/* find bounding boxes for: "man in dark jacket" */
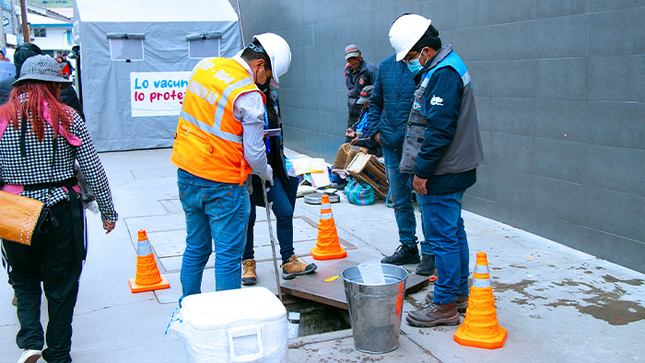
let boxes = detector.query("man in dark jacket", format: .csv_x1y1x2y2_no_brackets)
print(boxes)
366,51,437,275
344,44,377,136
0,43,83,118
390,14,484,328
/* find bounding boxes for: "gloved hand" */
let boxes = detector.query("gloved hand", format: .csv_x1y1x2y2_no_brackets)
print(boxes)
83,200,99,214
262,165,274,186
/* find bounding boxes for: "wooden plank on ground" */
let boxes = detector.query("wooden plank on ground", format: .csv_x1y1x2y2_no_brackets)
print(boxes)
280,259,430,310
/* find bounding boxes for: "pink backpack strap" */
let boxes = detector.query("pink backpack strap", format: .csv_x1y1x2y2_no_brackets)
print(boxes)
1,184,24,194
0,118,7,139
43,101,82,147
0,104,82,146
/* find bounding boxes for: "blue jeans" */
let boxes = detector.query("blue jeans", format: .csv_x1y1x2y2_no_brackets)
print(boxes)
417,190,469,304
245,176,299,263
177,169,250,300
382,147,433,254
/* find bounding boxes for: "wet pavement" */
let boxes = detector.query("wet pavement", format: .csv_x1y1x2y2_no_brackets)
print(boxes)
1,147,644,362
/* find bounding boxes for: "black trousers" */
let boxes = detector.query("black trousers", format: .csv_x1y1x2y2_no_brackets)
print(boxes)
3,200,84,363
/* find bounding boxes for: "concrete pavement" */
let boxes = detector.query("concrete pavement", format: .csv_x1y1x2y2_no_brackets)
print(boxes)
1,147,644,362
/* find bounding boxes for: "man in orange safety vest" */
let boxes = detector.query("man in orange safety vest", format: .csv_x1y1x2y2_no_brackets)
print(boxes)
171,33,292,301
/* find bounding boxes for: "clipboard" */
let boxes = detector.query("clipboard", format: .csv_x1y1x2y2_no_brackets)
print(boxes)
266,128,281,137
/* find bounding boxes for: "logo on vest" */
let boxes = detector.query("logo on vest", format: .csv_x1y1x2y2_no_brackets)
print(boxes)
199,60,215,71
430,95,444,106
212,69,235,85
188,80,219,105
413,100,422,112
198,61,236,85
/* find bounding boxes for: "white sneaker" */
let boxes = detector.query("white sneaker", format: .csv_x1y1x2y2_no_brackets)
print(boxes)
17,349,41,363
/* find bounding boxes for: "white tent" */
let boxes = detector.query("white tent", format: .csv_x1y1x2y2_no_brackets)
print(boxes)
74,0,243,151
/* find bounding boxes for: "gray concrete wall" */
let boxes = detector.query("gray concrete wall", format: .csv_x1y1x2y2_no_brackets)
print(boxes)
233,0,645,273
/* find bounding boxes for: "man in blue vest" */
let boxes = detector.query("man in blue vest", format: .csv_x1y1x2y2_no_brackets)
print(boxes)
389,14,484,327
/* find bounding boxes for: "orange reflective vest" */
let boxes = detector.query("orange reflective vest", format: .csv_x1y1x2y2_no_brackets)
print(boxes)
171,57,265,185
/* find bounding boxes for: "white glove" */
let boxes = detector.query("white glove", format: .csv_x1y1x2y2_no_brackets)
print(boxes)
83,200,99,214
262,165,274,186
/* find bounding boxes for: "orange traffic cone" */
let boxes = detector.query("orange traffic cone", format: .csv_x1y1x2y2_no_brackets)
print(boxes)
454,252,507,349
311,194,346,260
129,229,170,293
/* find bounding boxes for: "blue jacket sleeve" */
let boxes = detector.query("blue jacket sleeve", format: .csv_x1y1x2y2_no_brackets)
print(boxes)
414,67,463,178
365,68,384,137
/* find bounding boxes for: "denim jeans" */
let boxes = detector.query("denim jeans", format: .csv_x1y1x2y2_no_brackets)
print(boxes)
177,169,250,300
244,176,299,264
382,147,432,254
417,190,469,304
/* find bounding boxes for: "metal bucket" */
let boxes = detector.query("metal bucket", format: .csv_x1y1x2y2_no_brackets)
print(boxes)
342,263,408,354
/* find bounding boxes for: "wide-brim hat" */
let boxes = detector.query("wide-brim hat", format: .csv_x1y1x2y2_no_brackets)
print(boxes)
13,54,72,88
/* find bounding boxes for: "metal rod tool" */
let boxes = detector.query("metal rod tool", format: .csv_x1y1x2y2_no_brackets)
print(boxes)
261,183,283,302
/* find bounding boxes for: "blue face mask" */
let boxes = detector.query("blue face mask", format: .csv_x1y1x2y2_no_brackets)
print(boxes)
406,57,423,75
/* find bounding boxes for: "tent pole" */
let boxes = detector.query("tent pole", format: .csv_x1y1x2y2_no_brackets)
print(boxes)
236,0,245,46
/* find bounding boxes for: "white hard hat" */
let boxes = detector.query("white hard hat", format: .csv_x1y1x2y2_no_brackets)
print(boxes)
389,14,432,62
253,33,291,85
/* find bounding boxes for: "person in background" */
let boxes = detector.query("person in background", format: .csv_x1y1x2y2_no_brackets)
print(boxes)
171,33,291,300
0,55,117,363
241,85,317,286
0,43,83,118
59,53,73,79
332,85,381,181
388,14,484,327
0,50,14,81
344,44,377,141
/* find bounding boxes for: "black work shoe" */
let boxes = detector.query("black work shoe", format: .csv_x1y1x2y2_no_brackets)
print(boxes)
406,301,460,327
415,254,436,276
381,245,420,265
425,291,468,313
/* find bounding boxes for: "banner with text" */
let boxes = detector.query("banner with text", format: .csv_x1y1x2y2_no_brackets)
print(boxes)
130,71,191,117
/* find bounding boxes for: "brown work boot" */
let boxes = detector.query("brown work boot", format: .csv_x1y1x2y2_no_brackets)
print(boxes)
425,291,468,313
241,259,257,285
406,301,460,327
281,255,317,280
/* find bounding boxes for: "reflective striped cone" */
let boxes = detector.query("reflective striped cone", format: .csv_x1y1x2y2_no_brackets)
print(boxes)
454,252,507,349
311,194,346,260
129,229,170,293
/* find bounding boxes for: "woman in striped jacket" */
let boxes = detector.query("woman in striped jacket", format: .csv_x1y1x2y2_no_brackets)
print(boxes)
0,55,117,363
